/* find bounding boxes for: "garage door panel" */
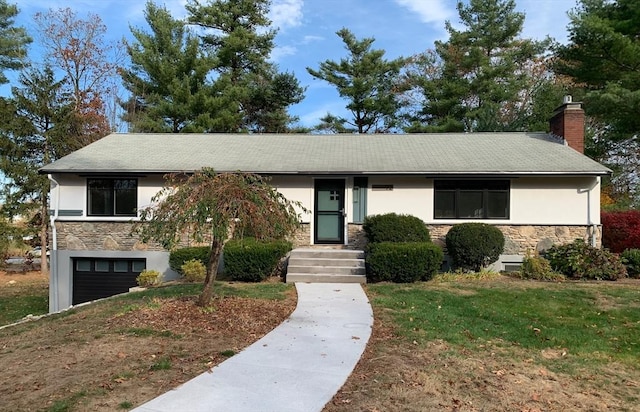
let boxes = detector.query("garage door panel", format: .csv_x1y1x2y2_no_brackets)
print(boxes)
72,258,145,305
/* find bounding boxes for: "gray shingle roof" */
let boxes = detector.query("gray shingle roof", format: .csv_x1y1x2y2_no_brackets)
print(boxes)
39,132,611,176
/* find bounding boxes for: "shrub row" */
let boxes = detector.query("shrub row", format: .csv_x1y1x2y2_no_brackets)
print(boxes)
169,246,210,275
545,239,627,280
224,238,292,282
621,249,640,279
366,242,443,283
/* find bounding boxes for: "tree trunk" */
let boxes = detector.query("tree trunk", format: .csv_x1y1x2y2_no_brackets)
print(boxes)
197,221,236,307
198,239,223,307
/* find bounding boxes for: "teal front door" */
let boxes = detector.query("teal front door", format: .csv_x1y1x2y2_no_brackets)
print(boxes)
314,179,345,244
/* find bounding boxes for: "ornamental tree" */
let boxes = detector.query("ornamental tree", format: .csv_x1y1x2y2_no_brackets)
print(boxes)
134,169,304,306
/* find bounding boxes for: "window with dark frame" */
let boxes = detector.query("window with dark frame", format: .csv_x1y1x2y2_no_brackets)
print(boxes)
87,178,138,216
434,180,510,219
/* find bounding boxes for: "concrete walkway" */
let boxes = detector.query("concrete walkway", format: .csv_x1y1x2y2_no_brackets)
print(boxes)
133,283,373,412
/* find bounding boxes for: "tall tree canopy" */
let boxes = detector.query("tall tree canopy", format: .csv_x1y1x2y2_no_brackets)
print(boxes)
121,0,304,133
186,0,304,133
554,0,640,208
135,169,303,306
0,0,31,85
34,7,117,141
555,0,640,143
120,1,213,133
307,28,406,134
408,0,549,132
0,66,76,273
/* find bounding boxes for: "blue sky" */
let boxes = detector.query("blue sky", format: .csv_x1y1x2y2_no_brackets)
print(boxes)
8,0,578,128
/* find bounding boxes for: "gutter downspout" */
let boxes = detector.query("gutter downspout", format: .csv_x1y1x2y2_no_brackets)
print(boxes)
578,178,600,247
47,174,60,312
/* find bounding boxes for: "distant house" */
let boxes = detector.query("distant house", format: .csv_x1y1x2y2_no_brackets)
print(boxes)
40,99,609,312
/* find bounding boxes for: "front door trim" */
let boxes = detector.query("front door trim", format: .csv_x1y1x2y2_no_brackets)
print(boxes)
314,179,346,244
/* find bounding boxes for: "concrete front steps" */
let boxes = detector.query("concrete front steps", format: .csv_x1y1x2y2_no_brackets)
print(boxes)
286,248,366,284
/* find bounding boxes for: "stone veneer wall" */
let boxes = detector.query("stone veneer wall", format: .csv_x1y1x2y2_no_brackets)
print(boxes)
56,221,599,255
428,224,600,254
55,222,166,252
333,224,599,254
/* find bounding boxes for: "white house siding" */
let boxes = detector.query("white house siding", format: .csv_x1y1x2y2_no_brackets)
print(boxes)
47,173,602,312
270,175,314,222
509,176,600,225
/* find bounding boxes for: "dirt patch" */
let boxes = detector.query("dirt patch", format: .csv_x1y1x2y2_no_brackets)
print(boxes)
324,305,640,412
0,282,296,411
1,269,48,287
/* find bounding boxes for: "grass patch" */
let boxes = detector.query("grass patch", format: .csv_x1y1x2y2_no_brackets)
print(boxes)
369,280,640,368
123,327,182,339
46,389,88,412
118,401,133,409
149,356,172,371
0,281,48,326
214,282,293,300
220,349,236,357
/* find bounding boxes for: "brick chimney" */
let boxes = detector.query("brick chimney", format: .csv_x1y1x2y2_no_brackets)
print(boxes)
549,95,585,153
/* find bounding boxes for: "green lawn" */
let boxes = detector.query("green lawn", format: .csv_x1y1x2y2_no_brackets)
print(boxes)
0,279,49,326
369,279,640,369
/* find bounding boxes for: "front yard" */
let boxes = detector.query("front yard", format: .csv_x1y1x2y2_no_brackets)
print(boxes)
326,277,640,411
1,271,639,411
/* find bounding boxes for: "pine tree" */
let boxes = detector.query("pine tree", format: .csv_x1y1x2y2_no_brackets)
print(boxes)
186,0,304,132
0,0,31,85
120,1,213,132
555,0,640,143
307,28,406,134
0,66,75,274
412,0,548,132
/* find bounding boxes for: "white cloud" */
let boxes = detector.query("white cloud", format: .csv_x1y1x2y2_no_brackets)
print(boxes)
518,0,574,43
270,45,297,62
393,0,455,24
301,35,323,44
270,0,304,30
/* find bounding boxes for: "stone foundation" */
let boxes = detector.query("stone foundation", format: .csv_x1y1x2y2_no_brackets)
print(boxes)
55,221,168,252
56,221,598,256
428,224,601,255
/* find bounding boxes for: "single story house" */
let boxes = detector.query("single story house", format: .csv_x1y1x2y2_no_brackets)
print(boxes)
40,99,610,312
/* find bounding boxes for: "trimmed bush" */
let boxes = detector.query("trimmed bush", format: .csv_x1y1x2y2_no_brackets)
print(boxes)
136,269,161,287
621,248,640,279
544,239,627,280
363,213,431,243
601,210,640,253
445,223,504,272
169,246,210,275
366,242,443,283
224,238,292,282
181,259,207,282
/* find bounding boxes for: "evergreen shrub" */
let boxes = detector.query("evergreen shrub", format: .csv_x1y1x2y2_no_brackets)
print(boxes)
366,242,443,283
544,239,627,280
224,238,292,282
445,223,504,272
169,246,210,275
363,213,431,243
621,249,640,279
